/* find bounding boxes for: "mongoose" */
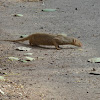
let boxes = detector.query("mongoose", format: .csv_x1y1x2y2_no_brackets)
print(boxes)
1,33,82,50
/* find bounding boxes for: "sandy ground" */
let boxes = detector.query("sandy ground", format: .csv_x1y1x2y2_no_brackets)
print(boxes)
0,0,100,100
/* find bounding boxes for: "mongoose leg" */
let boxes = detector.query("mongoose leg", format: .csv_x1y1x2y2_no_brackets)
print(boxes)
53,39,61,50
29,39,33,46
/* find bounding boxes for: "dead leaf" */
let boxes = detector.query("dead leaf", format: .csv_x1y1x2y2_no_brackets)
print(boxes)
16,47,31,51
8,57,19,61
88,57,100,63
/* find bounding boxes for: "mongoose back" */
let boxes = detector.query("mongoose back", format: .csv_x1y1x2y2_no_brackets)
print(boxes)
1,33,82,50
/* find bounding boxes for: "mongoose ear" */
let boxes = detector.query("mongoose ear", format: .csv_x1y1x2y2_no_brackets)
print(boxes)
73,38,76,44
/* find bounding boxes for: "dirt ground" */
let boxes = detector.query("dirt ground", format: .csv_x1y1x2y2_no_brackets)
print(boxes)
0,0,100,100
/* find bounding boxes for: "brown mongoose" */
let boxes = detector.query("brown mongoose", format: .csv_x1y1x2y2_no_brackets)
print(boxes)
1,33,82,50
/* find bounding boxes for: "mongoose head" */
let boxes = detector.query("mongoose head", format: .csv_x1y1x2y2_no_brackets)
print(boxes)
73,38,82,47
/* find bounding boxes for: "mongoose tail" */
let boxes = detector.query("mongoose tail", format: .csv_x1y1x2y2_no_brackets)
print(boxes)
1,36,30,42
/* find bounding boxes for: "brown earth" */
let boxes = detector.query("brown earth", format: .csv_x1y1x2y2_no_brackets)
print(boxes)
0,0,100,100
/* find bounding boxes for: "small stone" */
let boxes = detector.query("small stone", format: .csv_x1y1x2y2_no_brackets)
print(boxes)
92,68,96,71
40,27,43,29
75,8,78,10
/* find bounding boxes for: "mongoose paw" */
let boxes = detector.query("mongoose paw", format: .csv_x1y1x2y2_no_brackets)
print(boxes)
56,47,61,50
